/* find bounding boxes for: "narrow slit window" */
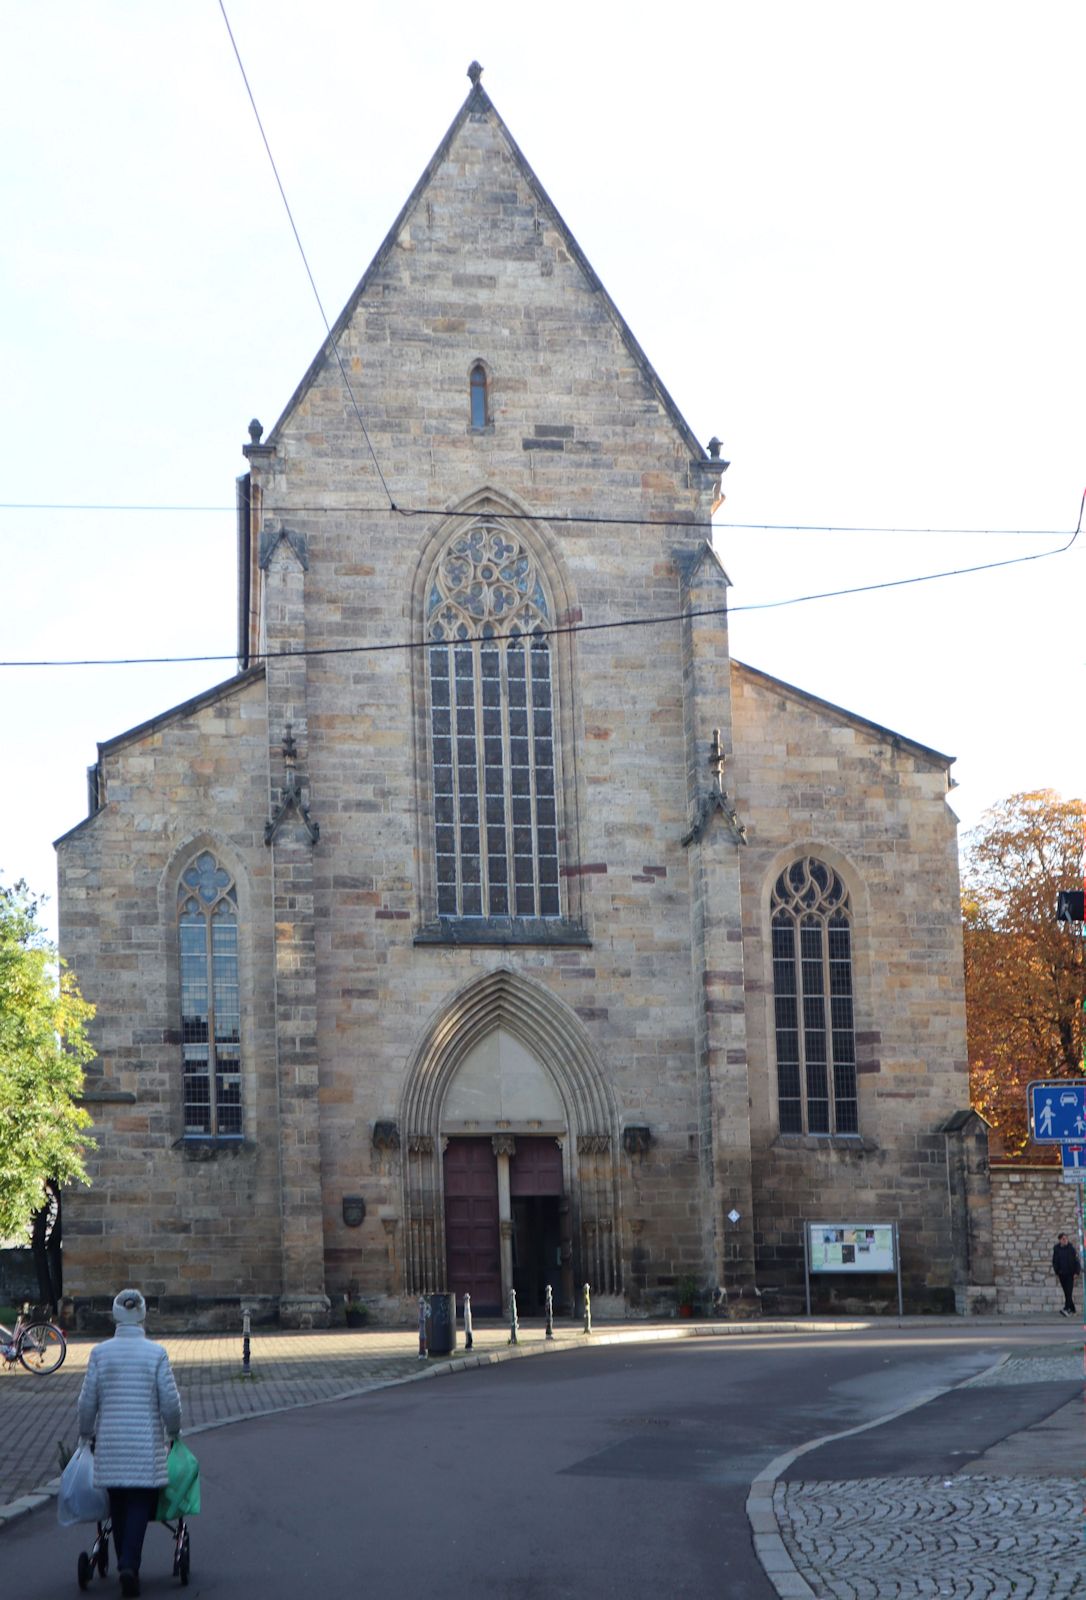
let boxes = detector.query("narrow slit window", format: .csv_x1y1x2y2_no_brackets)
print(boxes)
770,858,858,1135
469,363,489,429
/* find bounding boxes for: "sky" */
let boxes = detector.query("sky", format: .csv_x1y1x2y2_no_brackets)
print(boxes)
2,2,1083,945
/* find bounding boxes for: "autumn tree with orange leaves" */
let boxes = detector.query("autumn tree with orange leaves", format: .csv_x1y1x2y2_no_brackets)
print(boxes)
962,791,1084,1159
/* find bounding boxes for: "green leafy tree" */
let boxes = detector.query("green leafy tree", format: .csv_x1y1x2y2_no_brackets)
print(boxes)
962,791,1084,1158
0,879,95,1251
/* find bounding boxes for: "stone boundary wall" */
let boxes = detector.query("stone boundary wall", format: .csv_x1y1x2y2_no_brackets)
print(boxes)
991,1165,1081,1314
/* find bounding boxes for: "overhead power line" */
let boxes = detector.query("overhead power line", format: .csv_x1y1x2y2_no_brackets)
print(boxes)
0,500,1074,538
217,0,395,510
1,508,1078,670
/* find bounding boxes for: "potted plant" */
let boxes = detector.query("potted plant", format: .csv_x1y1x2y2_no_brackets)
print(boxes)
676,1276,700,1318
343,1290,370,1329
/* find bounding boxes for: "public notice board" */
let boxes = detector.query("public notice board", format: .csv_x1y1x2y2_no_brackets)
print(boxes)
808,1223,896,1274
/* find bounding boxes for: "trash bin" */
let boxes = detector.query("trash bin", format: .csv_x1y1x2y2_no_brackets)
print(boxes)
428,1292,457,1356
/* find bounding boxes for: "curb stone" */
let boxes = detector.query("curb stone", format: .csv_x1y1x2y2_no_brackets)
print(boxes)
744,1356,1013,1599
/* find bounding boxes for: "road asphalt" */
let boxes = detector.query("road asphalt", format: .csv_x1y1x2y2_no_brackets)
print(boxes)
0,1314,1080,1598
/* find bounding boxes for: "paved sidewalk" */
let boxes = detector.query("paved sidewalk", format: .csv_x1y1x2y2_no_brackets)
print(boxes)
751,1345,1085,1600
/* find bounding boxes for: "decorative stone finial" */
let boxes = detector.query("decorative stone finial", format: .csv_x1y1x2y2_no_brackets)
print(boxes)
707,436,723,460
709,727,726,792
249,418,264,444
467,60,483,86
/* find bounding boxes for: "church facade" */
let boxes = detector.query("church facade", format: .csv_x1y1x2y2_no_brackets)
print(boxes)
56,70,984,1327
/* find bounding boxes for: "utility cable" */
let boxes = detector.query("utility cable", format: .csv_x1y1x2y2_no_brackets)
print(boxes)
217,0,396,509
0,500,1072,537
1,505,1078,669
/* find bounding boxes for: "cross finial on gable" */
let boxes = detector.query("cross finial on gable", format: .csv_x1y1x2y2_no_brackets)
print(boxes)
467,60,483,86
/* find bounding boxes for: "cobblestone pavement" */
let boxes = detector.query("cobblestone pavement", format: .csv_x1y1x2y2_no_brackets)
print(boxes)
763,1349,1086,1600
774,1475,1083,1599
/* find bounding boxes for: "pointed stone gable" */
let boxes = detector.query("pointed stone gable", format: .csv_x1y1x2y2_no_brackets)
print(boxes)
266,75,709,476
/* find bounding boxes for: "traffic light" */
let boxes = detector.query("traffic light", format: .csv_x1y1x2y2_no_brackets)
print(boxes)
1056,889,1085,924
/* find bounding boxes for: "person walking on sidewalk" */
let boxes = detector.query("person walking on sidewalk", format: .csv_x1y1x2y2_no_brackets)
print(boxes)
1051,1233,1081,1317
76,1289,182,1598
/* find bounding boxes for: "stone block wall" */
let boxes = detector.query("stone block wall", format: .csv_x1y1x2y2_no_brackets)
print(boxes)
731,664,971,1312
991,1165,1080,1314
57,673,284,1306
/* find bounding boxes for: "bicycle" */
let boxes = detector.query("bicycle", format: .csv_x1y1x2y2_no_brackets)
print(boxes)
0,1302,67,1374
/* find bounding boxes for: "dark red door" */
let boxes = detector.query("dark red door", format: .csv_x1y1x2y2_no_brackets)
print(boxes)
443,1138,501,1314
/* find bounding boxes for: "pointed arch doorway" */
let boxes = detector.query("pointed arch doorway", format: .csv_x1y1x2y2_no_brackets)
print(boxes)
442,1028,568,1316
400,970,621,1315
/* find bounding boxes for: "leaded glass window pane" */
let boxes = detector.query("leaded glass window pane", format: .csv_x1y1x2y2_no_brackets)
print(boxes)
771,859,858,1135
426,521,562,921
177,857,242,1139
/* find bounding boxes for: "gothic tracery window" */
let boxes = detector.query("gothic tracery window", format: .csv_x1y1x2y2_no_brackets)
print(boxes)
426,521,560,920
771,857,858,1135
178,851,243,1138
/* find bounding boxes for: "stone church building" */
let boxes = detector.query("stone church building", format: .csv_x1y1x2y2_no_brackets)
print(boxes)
57,69,988,1327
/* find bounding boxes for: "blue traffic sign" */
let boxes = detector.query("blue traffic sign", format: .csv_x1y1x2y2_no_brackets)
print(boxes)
1029,1081,1086,1143
1061,1143,1086,1179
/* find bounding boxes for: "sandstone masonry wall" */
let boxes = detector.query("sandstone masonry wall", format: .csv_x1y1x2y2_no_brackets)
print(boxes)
991,1166,1079,1315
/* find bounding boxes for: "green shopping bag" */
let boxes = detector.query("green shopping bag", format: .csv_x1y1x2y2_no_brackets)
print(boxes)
157,1439,201,1520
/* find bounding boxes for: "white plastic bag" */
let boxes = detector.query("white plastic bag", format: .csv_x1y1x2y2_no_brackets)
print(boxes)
57,1441,110,1526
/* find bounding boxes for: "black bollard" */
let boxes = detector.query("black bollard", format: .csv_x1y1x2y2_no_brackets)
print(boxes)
508,1287,519,1345
583,1282,592,1335
241,1307,252,1377
463,1292,473,1351
418,1295,430,1360
544,1284,554,1340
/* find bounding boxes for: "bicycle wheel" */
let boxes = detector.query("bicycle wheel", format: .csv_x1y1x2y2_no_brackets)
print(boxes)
17,1322,67,1374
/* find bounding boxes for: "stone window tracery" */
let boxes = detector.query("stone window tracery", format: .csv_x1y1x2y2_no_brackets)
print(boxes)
426,521,560,920
771,856,858,1135
177,850,243,1138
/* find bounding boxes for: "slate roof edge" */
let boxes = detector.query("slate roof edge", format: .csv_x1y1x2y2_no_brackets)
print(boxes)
97,665,266,759
732,658,955,769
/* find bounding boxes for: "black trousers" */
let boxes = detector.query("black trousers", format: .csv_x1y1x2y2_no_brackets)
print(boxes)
1057,1272,1077,1312
107,1486,160,1574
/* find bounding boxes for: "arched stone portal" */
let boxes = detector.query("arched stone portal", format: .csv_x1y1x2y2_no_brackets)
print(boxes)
399,968,620,1311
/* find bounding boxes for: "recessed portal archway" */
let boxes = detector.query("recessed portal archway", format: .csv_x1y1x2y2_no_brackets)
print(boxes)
399,968,620,1307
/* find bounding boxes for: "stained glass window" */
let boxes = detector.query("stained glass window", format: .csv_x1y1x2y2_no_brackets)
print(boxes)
771,857,858,1135
178,851,242,1138
427,522,560,920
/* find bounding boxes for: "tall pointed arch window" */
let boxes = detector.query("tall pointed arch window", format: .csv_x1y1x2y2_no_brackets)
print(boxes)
427,521,560,921
178,851,242,1138
771,857,858,1135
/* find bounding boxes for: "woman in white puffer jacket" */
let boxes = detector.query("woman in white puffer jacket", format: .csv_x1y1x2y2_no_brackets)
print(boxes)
77,1288,182,1599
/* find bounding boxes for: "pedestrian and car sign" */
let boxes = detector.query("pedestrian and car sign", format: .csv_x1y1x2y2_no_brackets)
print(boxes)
1028,1081,1086,1143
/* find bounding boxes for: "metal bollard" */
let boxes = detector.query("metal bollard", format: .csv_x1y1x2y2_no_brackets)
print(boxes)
508,1287,519,1344
418,1295,430,1360
241,1307,252,1377
463,1292,473,1351
545,1283,554,1340
583,1282,592,1335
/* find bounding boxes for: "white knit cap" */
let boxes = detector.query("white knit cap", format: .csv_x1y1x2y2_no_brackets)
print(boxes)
112,1288,147,1325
